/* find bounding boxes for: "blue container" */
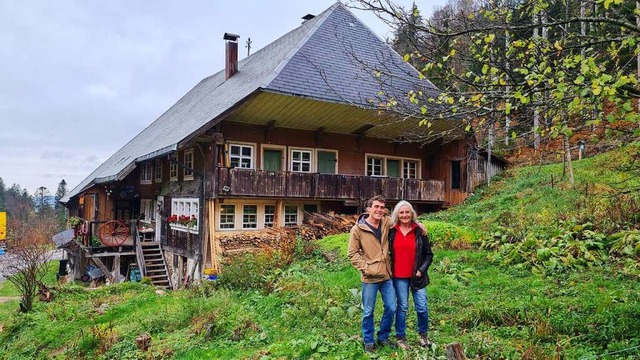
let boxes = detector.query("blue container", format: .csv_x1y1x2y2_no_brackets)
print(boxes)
207,275,218,281
0,249,5,255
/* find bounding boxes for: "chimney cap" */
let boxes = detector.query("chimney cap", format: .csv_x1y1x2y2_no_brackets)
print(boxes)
302,14,315,21
223,33,240,41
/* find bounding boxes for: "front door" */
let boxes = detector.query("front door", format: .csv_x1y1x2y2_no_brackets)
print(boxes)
263,149,282,171
317,151,336,174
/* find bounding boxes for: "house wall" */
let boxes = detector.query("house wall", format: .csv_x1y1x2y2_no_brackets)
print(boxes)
221,122,432,178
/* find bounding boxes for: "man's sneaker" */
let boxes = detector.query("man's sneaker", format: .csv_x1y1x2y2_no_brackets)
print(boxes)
397,338,412,350
364,343,375,353
377,339,398,348
419,334,432,348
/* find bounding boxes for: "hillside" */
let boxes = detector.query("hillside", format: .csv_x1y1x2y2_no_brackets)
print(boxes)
1,146,639,359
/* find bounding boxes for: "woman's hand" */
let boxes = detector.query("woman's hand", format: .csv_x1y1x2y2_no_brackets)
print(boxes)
416,270,422,277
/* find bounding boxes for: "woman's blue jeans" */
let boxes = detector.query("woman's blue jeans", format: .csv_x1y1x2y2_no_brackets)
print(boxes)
361,279,396,345
393,278,429,338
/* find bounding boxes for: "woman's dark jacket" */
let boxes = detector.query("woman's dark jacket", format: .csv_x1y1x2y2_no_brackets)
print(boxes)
389,225,434,289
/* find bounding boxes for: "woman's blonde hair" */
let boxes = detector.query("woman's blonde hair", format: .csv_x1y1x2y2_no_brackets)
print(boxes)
390,200,418,227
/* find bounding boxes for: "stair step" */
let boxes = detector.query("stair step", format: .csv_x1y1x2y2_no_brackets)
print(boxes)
148,274,169,279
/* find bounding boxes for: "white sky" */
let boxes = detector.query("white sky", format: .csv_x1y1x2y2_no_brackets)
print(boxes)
0,0,446,196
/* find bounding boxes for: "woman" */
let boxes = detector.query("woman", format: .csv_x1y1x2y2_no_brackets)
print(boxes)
389,200,434,350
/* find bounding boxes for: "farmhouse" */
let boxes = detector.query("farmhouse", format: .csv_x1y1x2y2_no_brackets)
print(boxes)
60,3,492,286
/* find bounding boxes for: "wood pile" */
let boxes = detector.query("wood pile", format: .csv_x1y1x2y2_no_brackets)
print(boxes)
216,212,356,254
218,227,295,254
296,212,357,241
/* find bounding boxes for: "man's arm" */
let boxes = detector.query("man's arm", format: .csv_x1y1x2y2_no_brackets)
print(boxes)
347,226,367,271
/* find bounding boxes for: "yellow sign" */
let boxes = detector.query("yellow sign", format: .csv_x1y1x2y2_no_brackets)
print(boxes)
0,212,6,240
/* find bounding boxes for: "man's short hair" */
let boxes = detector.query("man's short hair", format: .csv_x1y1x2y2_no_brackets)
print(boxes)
366,195,386,208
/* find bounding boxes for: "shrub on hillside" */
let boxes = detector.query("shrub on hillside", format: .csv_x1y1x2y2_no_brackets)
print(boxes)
424,220,478,250
217,250,289,293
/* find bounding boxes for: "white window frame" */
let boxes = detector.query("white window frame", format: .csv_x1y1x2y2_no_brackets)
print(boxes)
169,154,178,181
228,142,255,169
290,148,314,173
403,160,418,179
260,144,286,171
365,153,422,179
170,198,199,233
154,159,162,183
219,204,236,230
140,162,153,184
366,156,384,177
315,148,339,174
284,205,299,226
264,205,276,228
183,149,194,181
140,199,154,222
242,205,258,229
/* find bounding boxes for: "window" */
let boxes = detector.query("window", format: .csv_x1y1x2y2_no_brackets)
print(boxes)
451,161,461,189
284,205,298,226
291,150,312,172
140,162,153,184
264,205,275,227
242,205,258,229
403,161,418,179
170,198,199,232
478,157,486,173
169,154,178,181
219,205,236,229
154,159,162,182
140,199,153,221
229,144,254,169
184,149,194,180
366,157,384,176
366,154,421,178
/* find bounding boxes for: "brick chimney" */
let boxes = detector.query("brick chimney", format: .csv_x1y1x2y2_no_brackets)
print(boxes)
223,32,240,80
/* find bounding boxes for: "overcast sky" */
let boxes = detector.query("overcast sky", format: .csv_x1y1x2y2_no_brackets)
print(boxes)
0,0,446,196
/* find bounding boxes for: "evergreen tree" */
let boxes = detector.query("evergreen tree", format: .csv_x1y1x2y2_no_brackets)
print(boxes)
54,179,68,229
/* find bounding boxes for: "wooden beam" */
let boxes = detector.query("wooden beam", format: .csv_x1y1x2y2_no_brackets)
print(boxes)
264,120,276,143
314,126,325,147
112,254,121,283
86,251,136,257
92,257,114,283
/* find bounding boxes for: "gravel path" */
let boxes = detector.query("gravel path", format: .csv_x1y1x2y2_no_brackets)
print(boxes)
0,249,64,282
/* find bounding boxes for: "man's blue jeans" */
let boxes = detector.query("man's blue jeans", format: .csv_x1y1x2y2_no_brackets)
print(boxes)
393,278,429,338
361,279,396,345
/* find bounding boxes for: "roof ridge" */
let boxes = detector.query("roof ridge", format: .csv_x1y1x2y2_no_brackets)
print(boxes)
260,2,340,89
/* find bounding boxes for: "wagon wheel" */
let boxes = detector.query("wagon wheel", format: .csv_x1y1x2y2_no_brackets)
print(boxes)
98,220,129,247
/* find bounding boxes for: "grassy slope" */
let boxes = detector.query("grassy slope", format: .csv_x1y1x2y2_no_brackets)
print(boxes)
1,148,640,359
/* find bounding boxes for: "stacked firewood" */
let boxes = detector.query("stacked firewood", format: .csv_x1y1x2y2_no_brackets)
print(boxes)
216,212,356,254
218,227,295,254
296,212,357,241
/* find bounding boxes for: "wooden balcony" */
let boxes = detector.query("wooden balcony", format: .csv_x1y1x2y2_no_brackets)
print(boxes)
213,168,445,203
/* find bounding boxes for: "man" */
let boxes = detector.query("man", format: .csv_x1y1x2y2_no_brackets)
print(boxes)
348,195,397,353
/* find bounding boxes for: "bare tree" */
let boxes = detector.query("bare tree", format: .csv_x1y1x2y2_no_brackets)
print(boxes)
4,215,55,312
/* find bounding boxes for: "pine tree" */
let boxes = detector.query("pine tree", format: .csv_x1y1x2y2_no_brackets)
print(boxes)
54,179,68,229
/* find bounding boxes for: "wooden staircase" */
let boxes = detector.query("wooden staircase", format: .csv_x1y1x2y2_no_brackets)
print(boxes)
139,241,171,289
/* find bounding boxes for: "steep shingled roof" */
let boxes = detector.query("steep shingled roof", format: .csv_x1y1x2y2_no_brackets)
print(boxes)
63,3,439,202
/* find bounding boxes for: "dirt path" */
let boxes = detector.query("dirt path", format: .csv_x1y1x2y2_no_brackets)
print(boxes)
0,296,19,303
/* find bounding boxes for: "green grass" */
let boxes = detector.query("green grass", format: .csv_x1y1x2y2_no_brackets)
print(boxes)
1,243,638,359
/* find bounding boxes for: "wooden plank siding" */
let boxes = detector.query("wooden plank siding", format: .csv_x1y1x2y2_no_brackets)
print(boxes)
212,168,445,203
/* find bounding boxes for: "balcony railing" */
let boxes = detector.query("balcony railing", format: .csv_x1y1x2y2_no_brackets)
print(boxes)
213,168,445,203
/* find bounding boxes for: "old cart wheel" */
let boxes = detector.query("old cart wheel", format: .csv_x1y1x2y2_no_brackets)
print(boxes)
98,220,129,247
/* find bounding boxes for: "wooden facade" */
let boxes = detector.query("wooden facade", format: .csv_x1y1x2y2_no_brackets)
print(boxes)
214,169,445,203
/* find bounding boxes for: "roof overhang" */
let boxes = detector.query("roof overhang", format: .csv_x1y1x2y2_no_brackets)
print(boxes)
224,90,465,143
